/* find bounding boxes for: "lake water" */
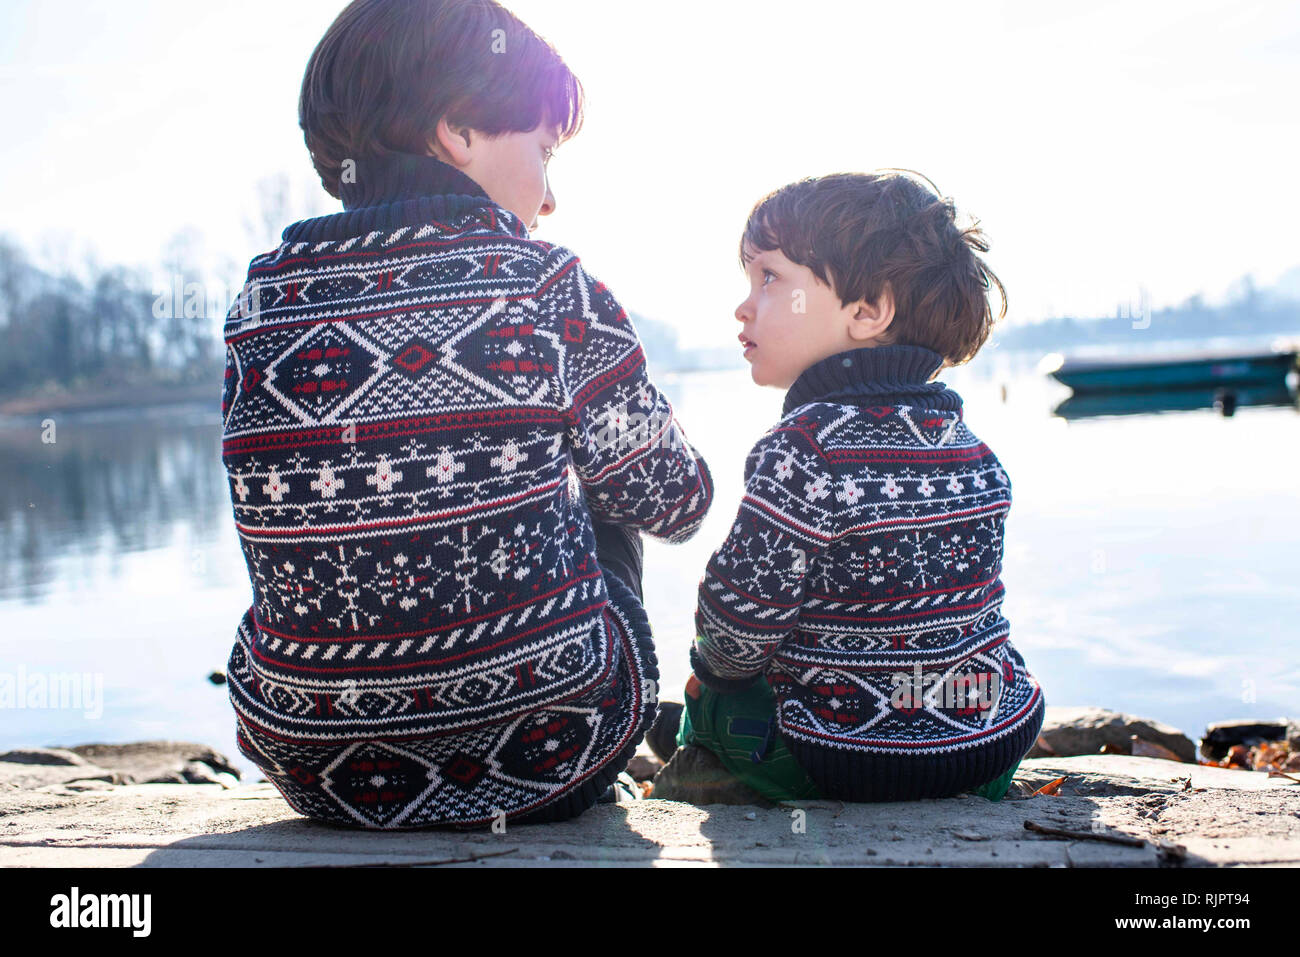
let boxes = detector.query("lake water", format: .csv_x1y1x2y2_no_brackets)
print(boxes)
2,343,1298,777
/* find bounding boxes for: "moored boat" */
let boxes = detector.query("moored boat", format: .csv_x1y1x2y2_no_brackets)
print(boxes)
1041,347,1299,394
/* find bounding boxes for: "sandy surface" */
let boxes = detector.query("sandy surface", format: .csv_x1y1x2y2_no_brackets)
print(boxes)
3,753,1298,867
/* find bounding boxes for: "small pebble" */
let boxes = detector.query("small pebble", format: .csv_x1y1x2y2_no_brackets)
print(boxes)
744,811,756,821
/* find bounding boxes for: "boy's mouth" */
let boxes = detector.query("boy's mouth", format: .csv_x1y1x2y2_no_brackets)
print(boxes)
739,333,756,357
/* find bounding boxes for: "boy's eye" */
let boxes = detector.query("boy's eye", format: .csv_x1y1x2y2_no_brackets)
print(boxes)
761,269,777,286
543,147,555,164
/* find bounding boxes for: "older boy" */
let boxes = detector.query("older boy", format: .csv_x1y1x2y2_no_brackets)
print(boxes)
221,0,712,829
676,171,1044,803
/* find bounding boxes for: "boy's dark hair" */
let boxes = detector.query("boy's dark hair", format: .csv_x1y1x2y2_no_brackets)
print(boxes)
740,171,1007,367
300,0,584,199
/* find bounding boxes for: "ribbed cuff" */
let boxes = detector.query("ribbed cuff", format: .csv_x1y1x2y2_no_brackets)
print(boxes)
782,692,1046,802
689,643,761,693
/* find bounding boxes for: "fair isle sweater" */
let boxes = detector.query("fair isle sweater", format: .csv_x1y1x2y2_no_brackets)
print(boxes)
691,344,1044,801
221,153,712,829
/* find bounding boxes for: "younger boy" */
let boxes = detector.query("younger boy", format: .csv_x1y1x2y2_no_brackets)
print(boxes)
677,171,1045,803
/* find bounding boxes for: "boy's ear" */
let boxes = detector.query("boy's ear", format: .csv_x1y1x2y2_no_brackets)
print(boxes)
428,117,474,167
846,283,895,342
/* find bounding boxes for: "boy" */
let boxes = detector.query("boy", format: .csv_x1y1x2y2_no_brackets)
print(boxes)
221,0,712,829
674,171,1044,803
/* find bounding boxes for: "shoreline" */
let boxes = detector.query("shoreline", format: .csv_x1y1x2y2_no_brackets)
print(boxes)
0,382,217,421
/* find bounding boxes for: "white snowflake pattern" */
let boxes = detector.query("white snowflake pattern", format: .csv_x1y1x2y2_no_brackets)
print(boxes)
427,448,465,484
491,440,529,473
916,477,935,498
804,474,831,502
310,464,345,498
774,453,796,482
262,467,289,503
365,456,403,493
946,474,963,494
880,476,904,499
837,476,864,505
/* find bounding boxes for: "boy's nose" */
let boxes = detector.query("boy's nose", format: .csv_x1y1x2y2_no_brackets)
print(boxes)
735,298,753,323
539,182,556,217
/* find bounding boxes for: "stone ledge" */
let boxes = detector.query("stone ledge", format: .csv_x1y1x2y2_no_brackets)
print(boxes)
2,754,1297,868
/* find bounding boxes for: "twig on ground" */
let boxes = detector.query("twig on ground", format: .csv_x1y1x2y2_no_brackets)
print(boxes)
1023,819,1146,847
317,846,520,868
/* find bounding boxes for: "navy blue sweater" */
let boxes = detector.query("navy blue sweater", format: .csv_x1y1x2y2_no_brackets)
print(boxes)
691,343,1045,801
222,153,713,828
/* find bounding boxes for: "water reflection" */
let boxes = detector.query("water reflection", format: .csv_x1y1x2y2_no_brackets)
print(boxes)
1,355,1297,774
1053,384,1300,420
0,407,229,602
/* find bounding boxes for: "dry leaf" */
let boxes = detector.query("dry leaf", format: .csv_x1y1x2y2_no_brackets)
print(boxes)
1032,776,1066,797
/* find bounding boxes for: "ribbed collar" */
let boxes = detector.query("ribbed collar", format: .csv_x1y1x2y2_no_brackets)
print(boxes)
281,152,526,244
781,343,964,417
338,152,490,210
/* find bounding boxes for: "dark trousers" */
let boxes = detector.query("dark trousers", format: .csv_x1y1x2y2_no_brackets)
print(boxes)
591,518,644,604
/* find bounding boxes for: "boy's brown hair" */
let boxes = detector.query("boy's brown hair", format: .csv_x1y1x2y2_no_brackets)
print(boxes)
300,0,584,199
740,171,1007,367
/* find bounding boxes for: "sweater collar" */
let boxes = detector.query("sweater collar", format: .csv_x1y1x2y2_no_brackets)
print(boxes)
781,343,964,417
338,152,491,210
281,152,527,244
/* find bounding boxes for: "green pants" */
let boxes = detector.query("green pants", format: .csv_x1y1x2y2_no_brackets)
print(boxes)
677,674,1020,803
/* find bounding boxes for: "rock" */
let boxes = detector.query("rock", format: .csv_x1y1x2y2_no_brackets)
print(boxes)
625,753,663,782
66,741,241,784
1129,735,1185,762
0,750,122,791
181,761,240,788
207,671,227,686
1025,707,1196,763
1200,718,1295,761
650,744,770,806
0,748,90,766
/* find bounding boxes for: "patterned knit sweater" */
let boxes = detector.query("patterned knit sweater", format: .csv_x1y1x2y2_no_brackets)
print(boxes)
221,154,712,828
690,343,1044,801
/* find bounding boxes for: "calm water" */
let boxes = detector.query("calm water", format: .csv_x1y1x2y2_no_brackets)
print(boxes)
3,345,1298,776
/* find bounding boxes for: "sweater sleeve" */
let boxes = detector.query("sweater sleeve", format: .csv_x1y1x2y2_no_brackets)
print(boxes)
535,246,713,543
691,418,841,691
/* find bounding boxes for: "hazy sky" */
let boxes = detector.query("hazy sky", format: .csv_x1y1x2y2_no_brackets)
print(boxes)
1,0,1297,348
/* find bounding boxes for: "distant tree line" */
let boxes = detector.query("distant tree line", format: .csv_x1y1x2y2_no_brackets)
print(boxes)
991,277,1300,353
0,235,222,400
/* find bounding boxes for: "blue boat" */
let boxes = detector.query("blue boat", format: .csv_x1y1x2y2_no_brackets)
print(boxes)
1042,348,1299,394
